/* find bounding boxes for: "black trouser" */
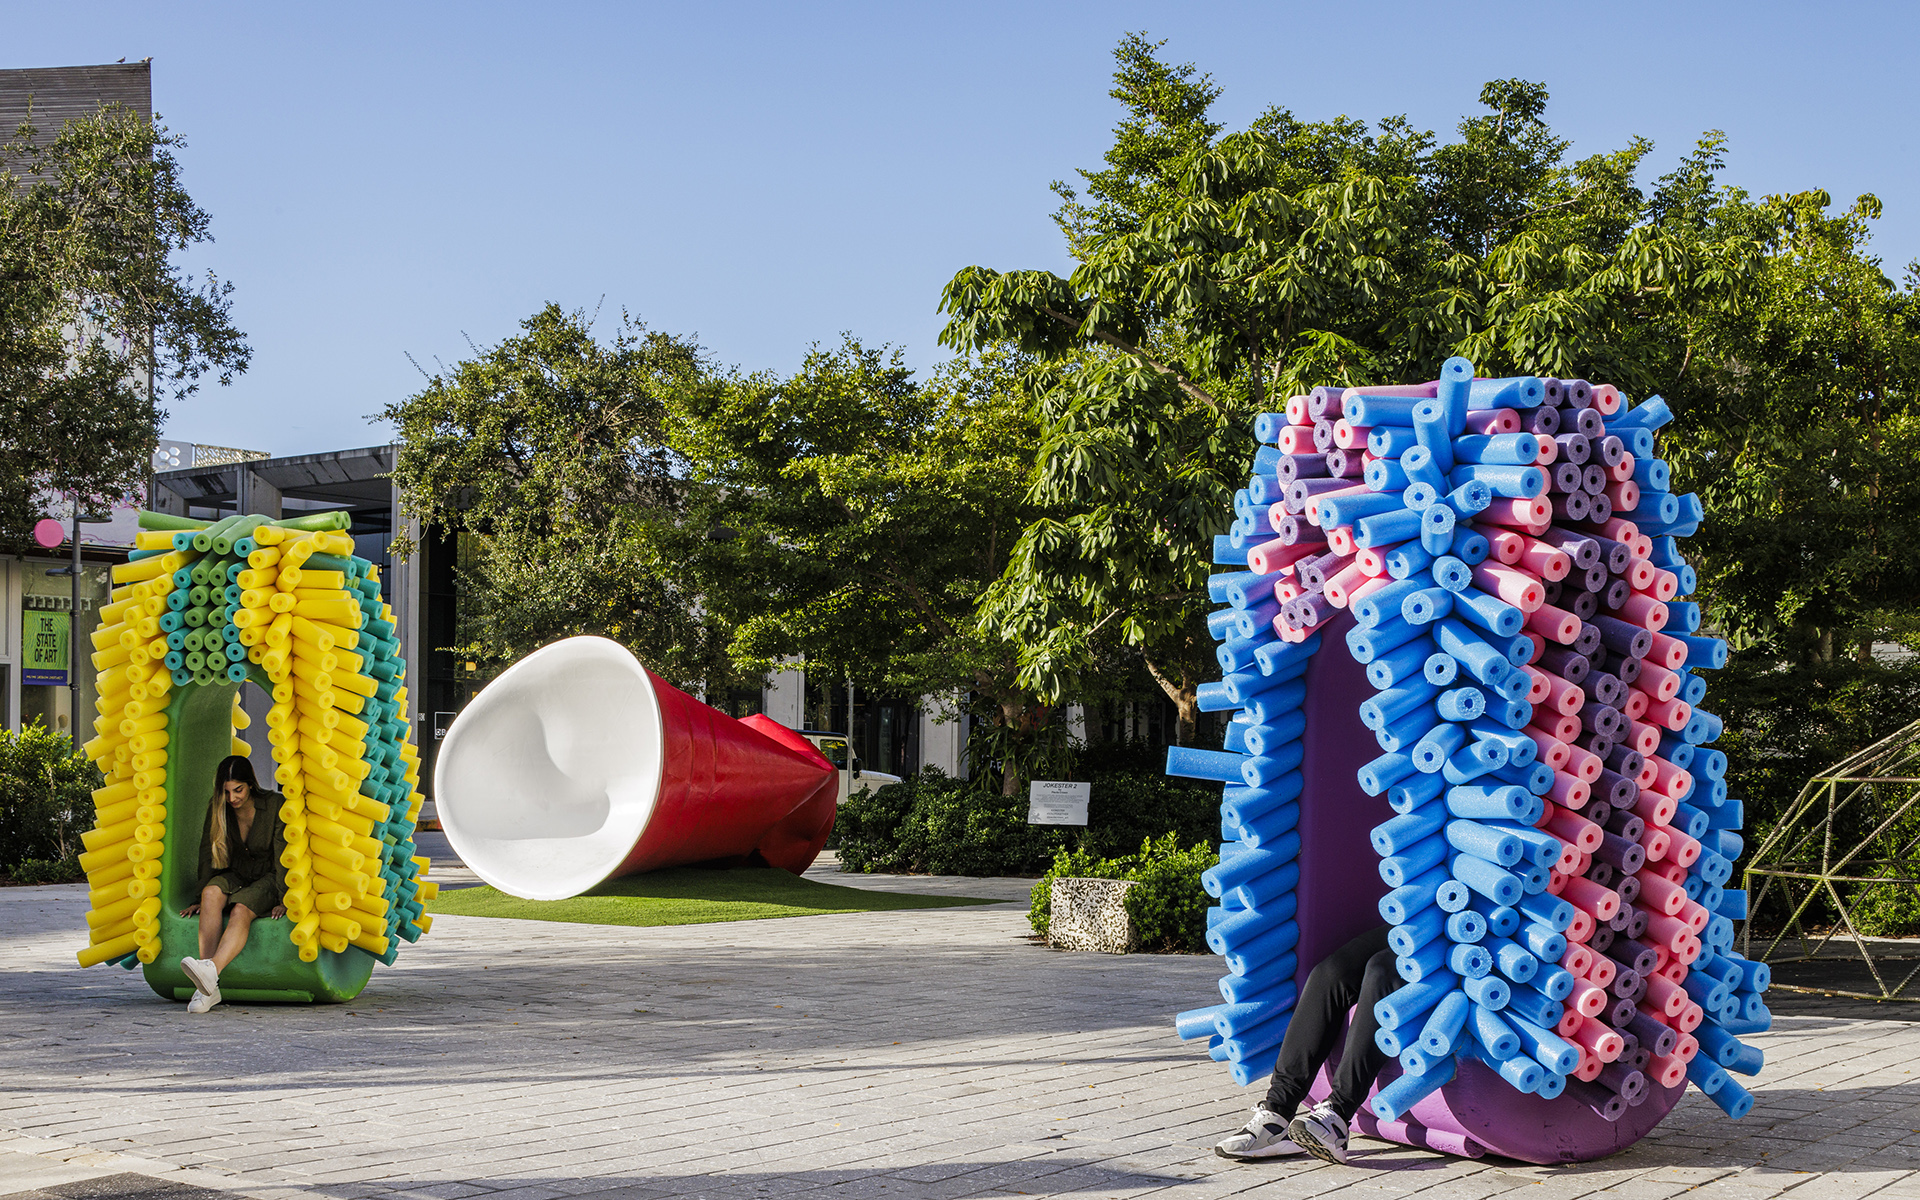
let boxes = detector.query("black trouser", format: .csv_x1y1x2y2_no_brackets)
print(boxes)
1263,924,1396,1122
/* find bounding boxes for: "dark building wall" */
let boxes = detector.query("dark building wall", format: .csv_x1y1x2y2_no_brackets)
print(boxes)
0,62,152,151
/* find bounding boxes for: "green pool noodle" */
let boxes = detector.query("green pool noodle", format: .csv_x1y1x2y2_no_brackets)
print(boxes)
210,515,270,556
137,513,209,531
191,514,248,553
272,511,353,532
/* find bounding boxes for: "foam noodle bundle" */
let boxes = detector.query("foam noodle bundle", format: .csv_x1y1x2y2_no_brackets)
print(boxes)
1167,362,1765,1162
433,636,838,899
75,510,436,1002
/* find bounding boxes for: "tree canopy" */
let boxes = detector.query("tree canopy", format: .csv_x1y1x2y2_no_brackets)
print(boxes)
941,35,1772,740
668,340,1063,792
382,304,731,688
0,103,249,545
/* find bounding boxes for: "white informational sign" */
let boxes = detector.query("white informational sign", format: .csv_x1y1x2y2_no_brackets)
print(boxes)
1028,780,1091,826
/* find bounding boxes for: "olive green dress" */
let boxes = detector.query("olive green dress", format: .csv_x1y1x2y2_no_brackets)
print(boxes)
196,791,288,916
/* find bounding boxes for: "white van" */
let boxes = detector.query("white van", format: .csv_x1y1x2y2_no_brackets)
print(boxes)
800,730,902,803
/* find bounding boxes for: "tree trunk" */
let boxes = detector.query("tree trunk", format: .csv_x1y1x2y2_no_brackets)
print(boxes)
1143,656,1199,745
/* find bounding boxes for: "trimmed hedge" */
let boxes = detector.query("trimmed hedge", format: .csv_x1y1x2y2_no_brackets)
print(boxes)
1027,834,1218,953
833,754,1219,877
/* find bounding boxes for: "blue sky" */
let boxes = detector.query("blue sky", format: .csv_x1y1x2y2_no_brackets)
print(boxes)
6,1,1916,455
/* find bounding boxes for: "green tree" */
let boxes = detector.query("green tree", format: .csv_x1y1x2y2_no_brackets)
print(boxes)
941,35,1758,740
1665,188,1920,857
382,304,732,688
0,103,249,546
667,340,1061,793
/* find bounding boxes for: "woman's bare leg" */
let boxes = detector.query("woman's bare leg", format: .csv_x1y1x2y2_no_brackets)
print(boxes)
211,904,255,972
197,886,226,959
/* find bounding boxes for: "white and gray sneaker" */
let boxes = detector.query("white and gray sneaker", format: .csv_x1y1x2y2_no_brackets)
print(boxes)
186,991,218,1014
1288,1102,1350,1165
180,957,221,1007
1214,1105,1306,1160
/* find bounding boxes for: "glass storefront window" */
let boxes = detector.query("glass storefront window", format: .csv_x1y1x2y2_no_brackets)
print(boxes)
19,560,113,741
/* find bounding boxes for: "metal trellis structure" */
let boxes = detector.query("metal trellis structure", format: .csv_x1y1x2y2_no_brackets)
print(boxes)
1744,717,1920,1000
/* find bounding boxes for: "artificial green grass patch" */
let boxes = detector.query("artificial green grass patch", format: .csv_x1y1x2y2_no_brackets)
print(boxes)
427,866,1002,928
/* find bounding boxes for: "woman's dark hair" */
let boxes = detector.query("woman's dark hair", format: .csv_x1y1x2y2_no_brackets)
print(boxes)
208,755,264,869
215,755,261,792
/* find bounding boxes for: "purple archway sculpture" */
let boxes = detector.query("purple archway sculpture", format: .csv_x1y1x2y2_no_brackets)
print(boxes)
1295,612,1682,1161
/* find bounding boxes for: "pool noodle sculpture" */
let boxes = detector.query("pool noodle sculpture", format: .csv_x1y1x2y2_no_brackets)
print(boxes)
433,636,838,900
1168,359,1768,1163
74,511,437,1002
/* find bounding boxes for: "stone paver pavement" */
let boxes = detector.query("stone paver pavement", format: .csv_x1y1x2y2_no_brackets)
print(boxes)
3,874,1918,1200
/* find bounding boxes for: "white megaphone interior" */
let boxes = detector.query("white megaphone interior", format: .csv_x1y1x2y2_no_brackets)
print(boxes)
435,636,665,900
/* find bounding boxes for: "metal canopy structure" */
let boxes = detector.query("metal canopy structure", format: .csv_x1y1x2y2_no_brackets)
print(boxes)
1744,717,1920,1000
151,445,398,524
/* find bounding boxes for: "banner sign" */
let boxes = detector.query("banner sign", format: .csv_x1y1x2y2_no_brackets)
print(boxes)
1028,779,1091,826
24,611,69,686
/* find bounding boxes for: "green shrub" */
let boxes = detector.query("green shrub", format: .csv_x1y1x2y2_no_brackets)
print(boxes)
0,722,100,878
9,855,84,885
1027,833,1219,953
834,747,1220,878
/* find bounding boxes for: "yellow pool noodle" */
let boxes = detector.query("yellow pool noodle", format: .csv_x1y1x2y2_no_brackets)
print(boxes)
78,842,131,874
86,857,138,891
311,859,370,897
94,798,141,828
86,894,145,928
89,914,137,944
348,930,390,957
316,931,349,954
310,840,365,874
331,670,377,699
82,819,139,853
77,932,141,967
317,912,362,941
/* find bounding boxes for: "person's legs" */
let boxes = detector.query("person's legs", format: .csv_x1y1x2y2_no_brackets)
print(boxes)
196,884,226,960
211,903,255,972
1261,925,1393,1117
1324,947,1401,1121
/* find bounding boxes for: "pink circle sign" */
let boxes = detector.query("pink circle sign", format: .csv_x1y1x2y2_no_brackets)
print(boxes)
32,518,66,550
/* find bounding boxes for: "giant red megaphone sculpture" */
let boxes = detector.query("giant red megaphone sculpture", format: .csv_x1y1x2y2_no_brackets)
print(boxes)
434,637,837,899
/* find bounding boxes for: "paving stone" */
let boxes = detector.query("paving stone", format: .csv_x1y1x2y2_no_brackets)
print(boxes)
5,882,1920,1199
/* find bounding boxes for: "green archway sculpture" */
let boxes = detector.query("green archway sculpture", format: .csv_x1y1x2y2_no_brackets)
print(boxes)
75,510,437,1002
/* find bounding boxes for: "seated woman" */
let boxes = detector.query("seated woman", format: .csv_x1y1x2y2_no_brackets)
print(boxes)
1215,924,1396,1165
178,755,287,1013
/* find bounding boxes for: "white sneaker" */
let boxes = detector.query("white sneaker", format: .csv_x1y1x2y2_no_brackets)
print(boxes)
1289,1102,1350,1165
186,990,219,1014
1214,1105,1306,1160
180,956,220,1006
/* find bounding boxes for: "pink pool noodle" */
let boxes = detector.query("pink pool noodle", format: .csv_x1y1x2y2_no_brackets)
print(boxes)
1527,603,1581,644
1277,426,1315,454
